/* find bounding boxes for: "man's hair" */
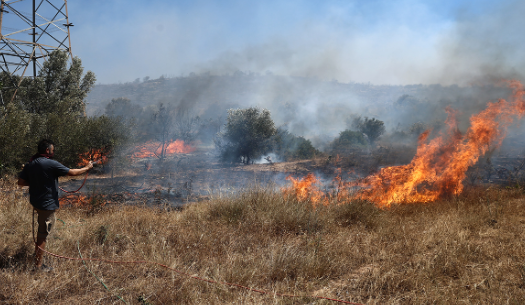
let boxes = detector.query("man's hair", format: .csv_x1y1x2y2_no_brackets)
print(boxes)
37,139,55,154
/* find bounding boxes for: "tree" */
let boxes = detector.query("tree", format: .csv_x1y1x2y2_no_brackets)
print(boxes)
15,50,96,115
105,97,142,119
352,116,386,144
0,51,128,173
0,103,34,173
331,129,367,153
271,127,319,161
218,107,276,164
173,107,200,143
152,103,175,160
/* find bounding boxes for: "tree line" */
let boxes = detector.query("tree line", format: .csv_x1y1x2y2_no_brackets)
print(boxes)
0,51,126,175
0,51,393,175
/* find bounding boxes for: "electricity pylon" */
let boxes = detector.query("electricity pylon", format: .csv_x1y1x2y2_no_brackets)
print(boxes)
0,0,72,96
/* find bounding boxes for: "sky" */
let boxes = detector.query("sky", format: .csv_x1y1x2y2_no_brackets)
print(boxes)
62,0,523,85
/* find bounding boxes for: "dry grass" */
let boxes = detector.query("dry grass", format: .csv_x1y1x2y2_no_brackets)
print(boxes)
2,178,525,304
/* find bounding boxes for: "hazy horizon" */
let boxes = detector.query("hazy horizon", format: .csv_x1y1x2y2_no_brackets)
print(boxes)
64,0,524,86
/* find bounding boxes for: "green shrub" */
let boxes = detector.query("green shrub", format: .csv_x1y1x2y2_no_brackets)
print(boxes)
330,129,367,153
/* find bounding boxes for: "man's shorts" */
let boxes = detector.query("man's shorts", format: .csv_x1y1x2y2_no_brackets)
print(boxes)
34,208,56,240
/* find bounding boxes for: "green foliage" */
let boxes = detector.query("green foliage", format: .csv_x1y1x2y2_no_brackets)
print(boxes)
330,129,367,153
295,138,318,159
10,50,96,115
271,127,319,161
0,103,35,172
0,51,126,174
352,116,386,144
217,107,276,164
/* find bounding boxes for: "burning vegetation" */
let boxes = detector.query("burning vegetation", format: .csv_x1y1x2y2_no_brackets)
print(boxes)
77,148,109,167
6,60,525,303
280,80,525,208
57,79,525,211
131,139,196,159
353,80,525,207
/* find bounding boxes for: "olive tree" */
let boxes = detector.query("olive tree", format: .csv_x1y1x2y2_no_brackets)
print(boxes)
218,107,276,164
14,50,96,115
0,51,128,173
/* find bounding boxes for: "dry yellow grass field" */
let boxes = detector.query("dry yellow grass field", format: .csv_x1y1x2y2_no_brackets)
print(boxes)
2,177,525,304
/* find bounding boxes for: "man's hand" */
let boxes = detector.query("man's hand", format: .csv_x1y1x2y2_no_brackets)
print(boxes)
68,161,94,176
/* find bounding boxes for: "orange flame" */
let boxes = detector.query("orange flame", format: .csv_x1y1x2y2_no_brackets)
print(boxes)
282,173,326,207
59,194,88,207
78,148,108,167
282,172,355,207
132,140,195,158
354,80,525,208
59,193,110,207
282,80,525,209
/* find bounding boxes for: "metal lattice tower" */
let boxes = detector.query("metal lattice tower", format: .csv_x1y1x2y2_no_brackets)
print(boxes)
0,0,72,90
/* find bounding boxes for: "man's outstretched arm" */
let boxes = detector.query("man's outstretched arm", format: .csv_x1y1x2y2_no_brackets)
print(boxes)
67,161,93,176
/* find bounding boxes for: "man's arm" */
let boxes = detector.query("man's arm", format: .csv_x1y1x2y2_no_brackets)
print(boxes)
67,161,93,176
17,178,29,186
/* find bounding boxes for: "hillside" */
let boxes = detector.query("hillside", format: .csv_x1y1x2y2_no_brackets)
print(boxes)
85,74,513,141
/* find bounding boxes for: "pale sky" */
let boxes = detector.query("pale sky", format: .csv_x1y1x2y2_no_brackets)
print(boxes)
63,0,523,85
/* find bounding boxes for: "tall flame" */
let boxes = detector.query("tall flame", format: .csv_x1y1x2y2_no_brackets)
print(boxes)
355,80,525,208
281,80,525,209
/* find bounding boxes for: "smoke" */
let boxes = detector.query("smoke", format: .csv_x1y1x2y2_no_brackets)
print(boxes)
188,1,525,87
70,0,524,89
76,1,525,206
429,1,525,86
81,0,525,151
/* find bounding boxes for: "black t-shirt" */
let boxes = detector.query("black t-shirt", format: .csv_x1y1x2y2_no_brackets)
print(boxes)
19,157,70,210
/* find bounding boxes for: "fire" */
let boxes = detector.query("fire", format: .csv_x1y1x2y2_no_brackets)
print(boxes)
59,193,110,208
78,148,108,166
282,172,355,207
282,80,525,209
354,80,525,208
132,140,195,158
59,193,88,207
282,173,326,207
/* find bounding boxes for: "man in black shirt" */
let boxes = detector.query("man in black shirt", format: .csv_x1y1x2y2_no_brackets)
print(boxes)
18,139,93,269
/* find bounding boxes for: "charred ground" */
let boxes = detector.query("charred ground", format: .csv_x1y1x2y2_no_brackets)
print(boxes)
58,138,525,211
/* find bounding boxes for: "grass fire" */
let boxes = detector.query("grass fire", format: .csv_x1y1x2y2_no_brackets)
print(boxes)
5,55,525,303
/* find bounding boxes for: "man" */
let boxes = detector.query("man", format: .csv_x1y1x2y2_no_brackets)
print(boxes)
18,139,93,270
